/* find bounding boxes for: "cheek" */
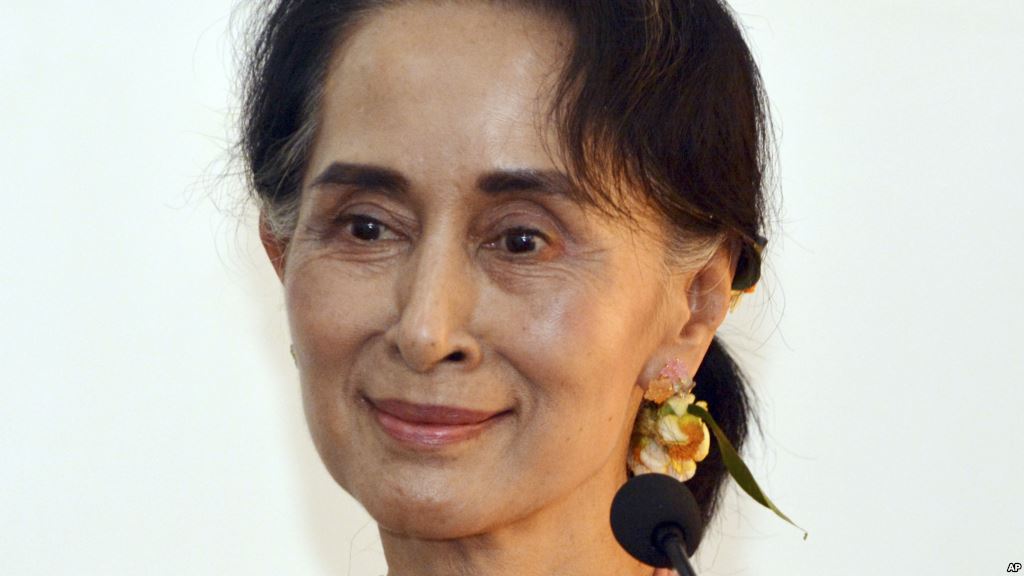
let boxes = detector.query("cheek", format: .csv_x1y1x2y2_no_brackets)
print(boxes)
494,268,653,390
285,258,390,366
483,282,649,466
284,259,392,442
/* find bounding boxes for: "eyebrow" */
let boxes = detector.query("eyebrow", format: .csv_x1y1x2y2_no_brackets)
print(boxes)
309,162,576,200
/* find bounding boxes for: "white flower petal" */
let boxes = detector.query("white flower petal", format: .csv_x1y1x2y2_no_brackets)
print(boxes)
631,462,653,476
657,415,690,443
639,440,670,472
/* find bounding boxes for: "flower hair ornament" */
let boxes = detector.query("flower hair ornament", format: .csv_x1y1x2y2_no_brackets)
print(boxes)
628,358,807,538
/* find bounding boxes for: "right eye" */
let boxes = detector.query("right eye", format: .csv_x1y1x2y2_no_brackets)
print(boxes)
331,214,402,243
350,214,385,238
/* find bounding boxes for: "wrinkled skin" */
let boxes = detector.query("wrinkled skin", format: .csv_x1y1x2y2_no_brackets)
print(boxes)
260,2,735,575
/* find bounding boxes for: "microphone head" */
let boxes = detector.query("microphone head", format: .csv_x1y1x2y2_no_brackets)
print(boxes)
610,473,704,567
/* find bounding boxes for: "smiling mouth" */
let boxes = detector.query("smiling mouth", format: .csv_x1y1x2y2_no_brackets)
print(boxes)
364,397,512,449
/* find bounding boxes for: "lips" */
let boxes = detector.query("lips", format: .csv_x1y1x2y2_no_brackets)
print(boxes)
371,398,503,424
366,397,510,448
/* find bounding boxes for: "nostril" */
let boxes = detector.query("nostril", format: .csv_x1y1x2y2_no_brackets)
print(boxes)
445,351,466,362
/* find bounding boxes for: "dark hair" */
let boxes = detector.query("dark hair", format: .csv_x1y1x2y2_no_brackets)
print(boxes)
240,0,771,529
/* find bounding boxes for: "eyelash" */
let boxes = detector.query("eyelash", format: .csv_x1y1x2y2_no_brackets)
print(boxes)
331,213,552,256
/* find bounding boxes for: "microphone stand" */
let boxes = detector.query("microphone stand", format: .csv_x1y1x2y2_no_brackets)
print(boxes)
654,524,698,576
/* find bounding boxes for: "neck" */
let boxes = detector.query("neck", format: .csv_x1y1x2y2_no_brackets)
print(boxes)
379,463,653,576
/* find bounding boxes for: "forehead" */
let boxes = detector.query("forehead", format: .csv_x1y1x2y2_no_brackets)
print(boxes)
308,2,571,180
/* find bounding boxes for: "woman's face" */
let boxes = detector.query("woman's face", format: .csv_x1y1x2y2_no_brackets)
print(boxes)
272,2,702,538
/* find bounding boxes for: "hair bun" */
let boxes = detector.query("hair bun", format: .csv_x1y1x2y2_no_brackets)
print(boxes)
731,234,766,291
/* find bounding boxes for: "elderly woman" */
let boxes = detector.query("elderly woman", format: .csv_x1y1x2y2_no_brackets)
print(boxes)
243,0,771,574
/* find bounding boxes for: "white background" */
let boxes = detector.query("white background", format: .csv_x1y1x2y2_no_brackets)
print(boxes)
3,1,1023,574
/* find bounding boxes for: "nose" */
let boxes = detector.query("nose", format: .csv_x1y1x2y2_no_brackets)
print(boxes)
385,235,482,373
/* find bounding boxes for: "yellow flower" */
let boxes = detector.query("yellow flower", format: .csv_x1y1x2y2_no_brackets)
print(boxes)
628,395,711,482
666,456,698,482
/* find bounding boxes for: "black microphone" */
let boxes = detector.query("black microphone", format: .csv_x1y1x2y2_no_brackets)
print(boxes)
610,473,704,576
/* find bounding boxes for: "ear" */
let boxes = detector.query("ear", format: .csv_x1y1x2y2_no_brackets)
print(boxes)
638,240,739,388
259,212,288,283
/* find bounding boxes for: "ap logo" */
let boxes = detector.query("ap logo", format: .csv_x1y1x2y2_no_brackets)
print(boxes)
1008,562,1022,572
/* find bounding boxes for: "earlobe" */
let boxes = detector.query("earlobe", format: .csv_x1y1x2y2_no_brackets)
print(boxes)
259,212,288,282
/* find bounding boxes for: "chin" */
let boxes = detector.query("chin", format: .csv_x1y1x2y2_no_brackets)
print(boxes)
353,474,499,539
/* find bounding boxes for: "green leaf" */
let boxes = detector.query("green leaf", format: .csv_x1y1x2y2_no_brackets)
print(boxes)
687,403,808,540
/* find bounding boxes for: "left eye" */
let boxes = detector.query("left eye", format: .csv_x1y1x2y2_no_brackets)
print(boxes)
490,227,548,254
349,215,385,241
